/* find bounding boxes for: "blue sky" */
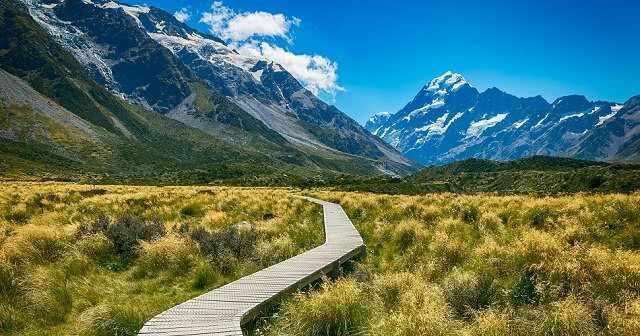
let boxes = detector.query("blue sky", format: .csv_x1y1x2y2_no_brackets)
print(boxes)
129,0,640,124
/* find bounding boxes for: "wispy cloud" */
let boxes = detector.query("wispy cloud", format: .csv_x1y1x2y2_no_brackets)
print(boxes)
174,8,191,23
200,2,343,97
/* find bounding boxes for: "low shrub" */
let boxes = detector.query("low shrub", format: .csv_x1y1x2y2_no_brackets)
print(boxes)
190,225,258,273
193,263,218,290
79,215,166,260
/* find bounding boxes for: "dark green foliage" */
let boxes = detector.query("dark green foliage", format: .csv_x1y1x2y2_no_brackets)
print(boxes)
512,271,540,306
334,156,640,195
180,204,204,218
79,215,165,261
193,263,217,290
190,225,258,274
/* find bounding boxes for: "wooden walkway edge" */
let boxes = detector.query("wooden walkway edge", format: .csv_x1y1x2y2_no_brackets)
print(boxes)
138,196,365,335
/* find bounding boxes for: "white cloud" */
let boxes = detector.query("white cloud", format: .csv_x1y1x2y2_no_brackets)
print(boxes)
237,42,344,96
200,2,343,97
200,1,300,42
174,8,190,23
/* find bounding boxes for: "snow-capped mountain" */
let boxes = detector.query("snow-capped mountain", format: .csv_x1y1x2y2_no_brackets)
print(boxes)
367,71,636,165
570,95,640,161
22,0,414,173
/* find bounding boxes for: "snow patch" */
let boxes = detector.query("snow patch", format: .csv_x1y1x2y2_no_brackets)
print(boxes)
100,1,150,27
466,113,508,137
512,118,529,129
596,107,620,126
403,98,445,121
533,114,550,129
416,113,449,134
588,106,602,114
611,104,624,113
251,69,263,82
559,112,584,122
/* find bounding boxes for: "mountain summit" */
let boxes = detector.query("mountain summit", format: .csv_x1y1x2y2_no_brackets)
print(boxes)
367,72,637,165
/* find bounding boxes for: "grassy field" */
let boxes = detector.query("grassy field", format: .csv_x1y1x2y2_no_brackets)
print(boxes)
0,183,323,335
3,183,640,336
264,191,640,336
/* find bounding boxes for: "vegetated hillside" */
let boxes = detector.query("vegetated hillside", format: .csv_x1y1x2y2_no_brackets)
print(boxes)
336,156,640,195
18,0,415,175
367,71,640,165
0,0,411,183
266,191,640,336
0,183,324,335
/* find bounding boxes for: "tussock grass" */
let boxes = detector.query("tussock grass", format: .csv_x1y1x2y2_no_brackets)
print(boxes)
0,182,323,335
267,191,640,336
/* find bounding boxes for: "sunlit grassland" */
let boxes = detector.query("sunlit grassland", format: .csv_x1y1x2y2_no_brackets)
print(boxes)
266,191,640,336
0,182,323,335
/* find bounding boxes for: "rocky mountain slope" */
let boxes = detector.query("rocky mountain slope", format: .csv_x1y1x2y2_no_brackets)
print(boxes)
366,71,637,165
0,0,414,182
19,0,414,174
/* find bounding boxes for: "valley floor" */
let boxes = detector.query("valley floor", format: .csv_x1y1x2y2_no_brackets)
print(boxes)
1,183,639,336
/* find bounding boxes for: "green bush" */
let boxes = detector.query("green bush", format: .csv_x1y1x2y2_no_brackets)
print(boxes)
180,204,204,218
193,263,218,290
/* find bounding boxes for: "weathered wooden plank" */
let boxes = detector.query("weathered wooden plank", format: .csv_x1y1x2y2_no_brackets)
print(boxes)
139,196,364,336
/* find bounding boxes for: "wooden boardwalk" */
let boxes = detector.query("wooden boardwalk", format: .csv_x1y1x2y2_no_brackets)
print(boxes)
138,196,365,336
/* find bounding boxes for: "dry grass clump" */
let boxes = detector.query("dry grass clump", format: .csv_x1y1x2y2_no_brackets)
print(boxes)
2,224,68,264
0,183,323,335
135,235,200,277
269,279,377,336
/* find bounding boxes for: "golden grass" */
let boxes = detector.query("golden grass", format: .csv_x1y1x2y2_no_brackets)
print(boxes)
267,191,640,336
0,182,323,335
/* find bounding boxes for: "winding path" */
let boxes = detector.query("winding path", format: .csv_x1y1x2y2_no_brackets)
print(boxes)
138,196,365,336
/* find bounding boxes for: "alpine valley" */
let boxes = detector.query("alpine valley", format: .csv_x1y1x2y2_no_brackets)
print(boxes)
366,71,640,165
0,0,415,183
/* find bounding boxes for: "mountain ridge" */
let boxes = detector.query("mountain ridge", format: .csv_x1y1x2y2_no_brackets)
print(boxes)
21,0,415,174
367,71,637,165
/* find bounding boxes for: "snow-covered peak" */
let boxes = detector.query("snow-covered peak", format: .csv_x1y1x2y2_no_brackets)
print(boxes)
369,111,391,124
365,112,393,133
426,71,469,94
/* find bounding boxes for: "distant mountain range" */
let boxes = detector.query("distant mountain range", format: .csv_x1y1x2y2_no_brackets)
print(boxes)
366,71,640,165
0,0,415,182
